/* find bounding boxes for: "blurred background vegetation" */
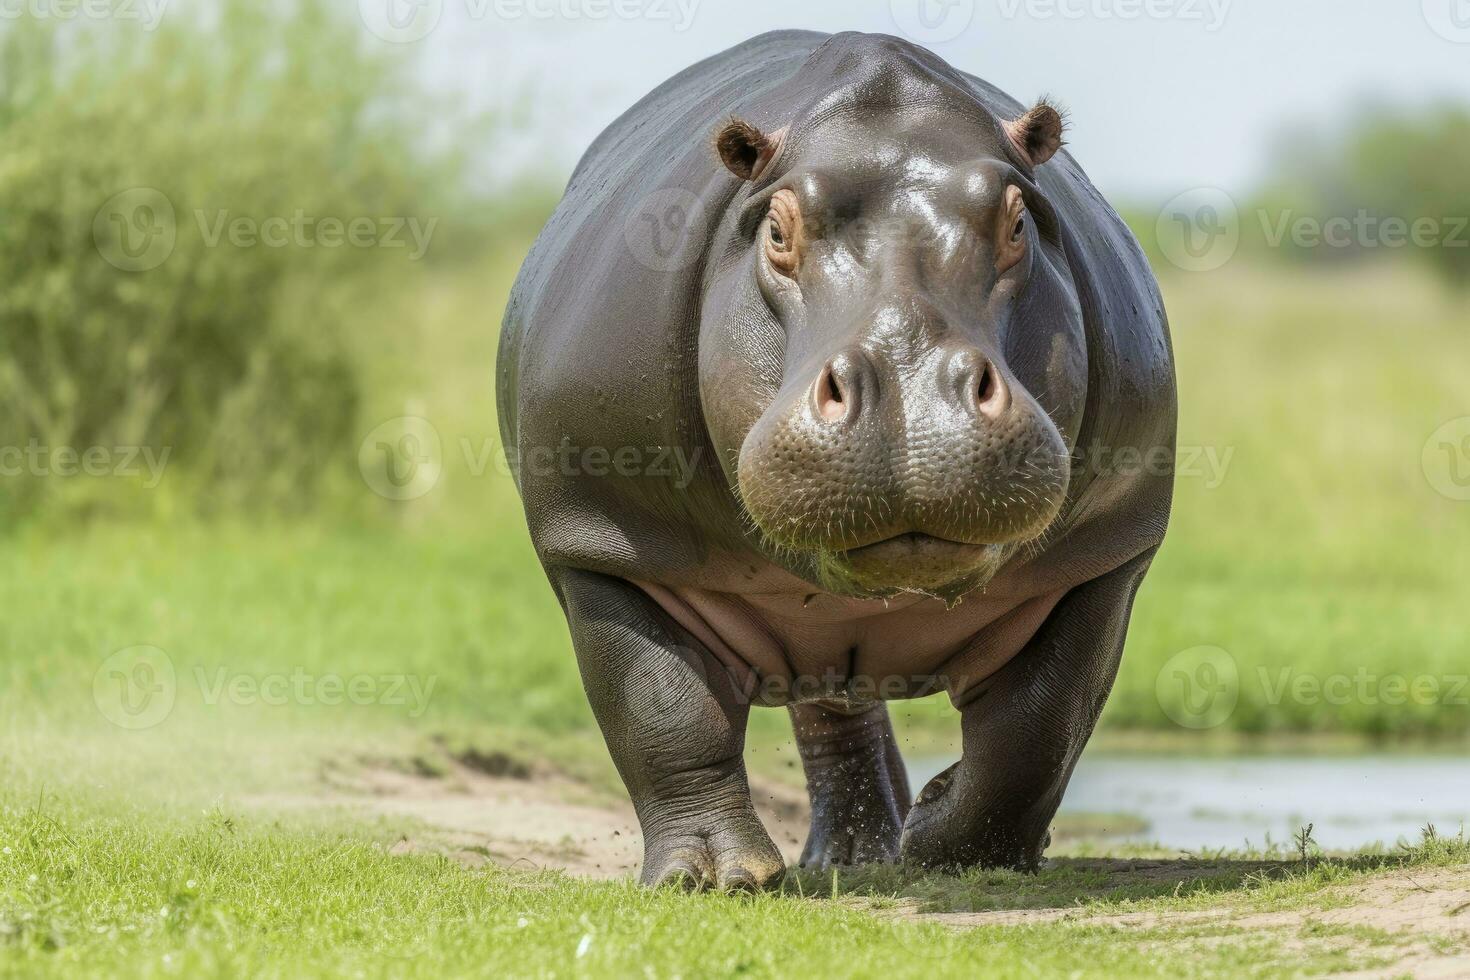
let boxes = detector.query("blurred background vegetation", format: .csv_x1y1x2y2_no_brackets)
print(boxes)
0,2,552,522
1,0,1466,769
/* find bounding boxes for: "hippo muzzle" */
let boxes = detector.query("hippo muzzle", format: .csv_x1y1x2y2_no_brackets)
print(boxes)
736,316,1069,595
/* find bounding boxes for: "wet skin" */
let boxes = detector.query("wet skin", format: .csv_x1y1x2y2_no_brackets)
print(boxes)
498,31,1175,889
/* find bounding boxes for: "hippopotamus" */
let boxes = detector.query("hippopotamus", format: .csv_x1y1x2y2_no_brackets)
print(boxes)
497,30,1175,890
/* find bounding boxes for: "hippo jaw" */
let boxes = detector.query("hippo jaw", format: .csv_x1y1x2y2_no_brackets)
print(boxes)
831,535,1012,597
704,98,1084,602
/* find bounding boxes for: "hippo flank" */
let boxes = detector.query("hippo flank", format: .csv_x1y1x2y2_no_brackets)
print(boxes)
497,31,1175,889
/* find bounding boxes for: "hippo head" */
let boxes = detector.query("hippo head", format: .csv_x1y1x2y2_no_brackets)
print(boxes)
699,71,1088,602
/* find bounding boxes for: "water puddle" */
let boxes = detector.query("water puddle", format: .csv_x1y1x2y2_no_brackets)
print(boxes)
907,753,1470,851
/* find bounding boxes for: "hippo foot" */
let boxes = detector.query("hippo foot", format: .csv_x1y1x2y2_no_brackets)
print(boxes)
798,746,907,870
640,804,785,891
897,763,1051,872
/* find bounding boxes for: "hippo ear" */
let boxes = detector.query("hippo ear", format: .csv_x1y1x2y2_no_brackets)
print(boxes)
1004,100,1066,167
715,118,787,181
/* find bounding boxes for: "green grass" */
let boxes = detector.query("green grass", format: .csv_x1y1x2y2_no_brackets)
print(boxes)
4,791,1465,978
792,826,1470,913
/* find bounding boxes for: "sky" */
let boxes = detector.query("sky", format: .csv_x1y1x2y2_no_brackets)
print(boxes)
370,0,1470,202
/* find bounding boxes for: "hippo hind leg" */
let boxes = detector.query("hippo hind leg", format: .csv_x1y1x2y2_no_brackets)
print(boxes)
554,569,784,890
789,700,911,869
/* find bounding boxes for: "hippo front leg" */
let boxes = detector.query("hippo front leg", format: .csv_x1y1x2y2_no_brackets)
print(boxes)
789,700,911,868
899,549,1157,871
552,568,783,891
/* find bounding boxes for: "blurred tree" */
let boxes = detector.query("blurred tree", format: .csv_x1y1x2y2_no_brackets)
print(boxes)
0,1,470,519
1248,103,1470,286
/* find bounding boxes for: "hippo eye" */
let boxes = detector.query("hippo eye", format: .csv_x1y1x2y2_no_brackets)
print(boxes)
765,189,801,276
996,185,1028,274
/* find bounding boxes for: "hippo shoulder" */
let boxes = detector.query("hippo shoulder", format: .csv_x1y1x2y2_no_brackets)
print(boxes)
498,30,826,462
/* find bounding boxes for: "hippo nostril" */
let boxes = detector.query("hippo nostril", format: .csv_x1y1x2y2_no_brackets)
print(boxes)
975,361,1009,419
813,350,873,424
977,364,996,405
815,363,849,422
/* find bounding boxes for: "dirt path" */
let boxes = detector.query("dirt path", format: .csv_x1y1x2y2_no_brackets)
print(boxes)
251,757,1470,977
255,756,812,878
883,865,1470,977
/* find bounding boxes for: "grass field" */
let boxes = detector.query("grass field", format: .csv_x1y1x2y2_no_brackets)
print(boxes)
6,776,1470,977
4,253,1469,976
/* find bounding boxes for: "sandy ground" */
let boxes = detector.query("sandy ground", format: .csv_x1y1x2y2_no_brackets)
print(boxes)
253,758,1470,977
885,866,1470,978
258,755,812,878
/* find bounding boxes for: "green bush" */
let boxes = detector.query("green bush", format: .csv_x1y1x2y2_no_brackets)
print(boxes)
0,2,468,520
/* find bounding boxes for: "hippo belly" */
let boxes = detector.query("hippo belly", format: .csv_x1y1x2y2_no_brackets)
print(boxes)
635,573,1066,707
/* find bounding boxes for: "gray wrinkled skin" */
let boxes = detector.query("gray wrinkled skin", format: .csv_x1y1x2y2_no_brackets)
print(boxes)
498,31,1175,889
